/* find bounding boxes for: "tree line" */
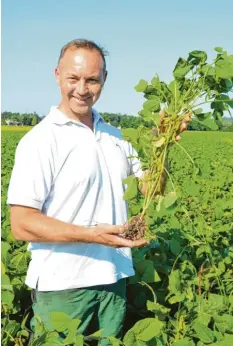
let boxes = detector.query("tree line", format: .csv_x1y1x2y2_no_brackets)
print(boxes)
1,111,232,131
1,112,40,126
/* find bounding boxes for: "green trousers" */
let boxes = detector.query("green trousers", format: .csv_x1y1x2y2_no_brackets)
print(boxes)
30,279,126,345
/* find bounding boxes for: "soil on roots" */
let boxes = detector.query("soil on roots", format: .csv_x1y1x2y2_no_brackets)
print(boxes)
122,215,147,241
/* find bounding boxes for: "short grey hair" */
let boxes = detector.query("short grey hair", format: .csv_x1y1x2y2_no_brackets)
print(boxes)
58,39,108,72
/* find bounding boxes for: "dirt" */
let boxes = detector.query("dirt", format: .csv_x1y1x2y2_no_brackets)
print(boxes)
121,215,147,240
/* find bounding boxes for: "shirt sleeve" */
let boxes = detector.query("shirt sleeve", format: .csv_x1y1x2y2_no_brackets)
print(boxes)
118,136,144,178
7,134,53,210
127,142,144,178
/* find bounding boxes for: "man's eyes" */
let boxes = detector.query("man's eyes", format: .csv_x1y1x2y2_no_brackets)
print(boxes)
67,77,100,83
87,78,100,84
68,77,77,82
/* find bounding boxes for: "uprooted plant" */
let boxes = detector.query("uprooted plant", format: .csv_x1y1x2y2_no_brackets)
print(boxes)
121,47,233,240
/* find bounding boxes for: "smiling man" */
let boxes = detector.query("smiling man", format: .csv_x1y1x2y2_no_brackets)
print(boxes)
8,39,189,344
7,39,148,344
55,42,107,128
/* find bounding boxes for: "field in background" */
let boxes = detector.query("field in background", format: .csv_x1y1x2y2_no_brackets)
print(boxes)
1,128,233,345
1,126,33,132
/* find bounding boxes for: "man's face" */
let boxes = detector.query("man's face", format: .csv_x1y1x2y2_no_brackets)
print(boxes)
55,48,107,118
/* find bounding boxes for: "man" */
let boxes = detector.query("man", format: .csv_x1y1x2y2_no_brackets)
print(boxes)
7,39,189,343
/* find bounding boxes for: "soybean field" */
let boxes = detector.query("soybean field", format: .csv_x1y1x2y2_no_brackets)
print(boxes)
1,128,233,346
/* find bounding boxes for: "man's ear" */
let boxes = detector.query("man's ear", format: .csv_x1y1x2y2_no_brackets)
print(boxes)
55,67,60,85
103,70,108,84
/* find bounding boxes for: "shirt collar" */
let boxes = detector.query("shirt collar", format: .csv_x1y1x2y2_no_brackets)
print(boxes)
47,106,104,126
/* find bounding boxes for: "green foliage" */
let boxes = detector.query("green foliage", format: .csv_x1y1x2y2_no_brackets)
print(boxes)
1,111,41,126
1,48,233,345
1,130,233,346
125,131,233,345
122,48,233,237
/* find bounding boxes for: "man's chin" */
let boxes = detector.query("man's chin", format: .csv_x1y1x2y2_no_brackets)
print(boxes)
71,105,91,116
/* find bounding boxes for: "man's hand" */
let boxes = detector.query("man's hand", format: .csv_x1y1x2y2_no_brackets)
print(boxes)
175,112,192,140
159,111,192,141
88,223,149,248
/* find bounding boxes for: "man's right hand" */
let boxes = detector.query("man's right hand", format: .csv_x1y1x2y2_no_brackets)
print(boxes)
87,223,149,248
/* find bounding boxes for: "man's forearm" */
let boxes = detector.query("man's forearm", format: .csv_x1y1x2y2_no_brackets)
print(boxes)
10,207,90,243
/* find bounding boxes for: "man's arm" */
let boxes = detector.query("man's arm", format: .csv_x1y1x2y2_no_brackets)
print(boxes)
10,205,148,248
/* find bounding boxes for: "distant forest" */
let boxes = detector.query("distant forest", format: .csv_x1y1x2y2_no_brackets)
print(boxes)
1,111,233,131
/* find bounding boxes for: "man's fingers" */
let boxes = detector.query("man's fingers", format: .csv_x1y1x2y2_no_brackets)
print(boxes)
160,110,165,117
108,226,125,234
109,234,149,248
184,113,192,122
131,239,149,247
180,122,187,132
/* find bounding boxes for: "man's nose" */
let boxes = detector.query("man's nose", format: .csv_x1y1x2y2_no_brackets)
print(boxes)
76,80,88,95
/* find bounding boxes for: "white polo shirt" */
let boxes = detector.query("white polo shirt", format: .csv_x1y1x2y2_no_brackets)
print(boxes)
7,107,143,291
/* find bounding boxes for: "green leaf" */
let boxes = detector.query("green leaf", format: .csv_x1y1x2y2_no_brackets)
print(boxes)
151,76,161,90
215,47,223,53
168,269,184,301
135,260,161,283
1,290,14,308
216,55,233,79
136,318,163,341
123,331,146,346
153,112,161,125
193,108,203,115
216,334,233,346
3,319,20,338
163,192,178,208
124,318,163,343
135,79,148,92
139,109,154,122
123,175,138,200
62,318,81,344
174,339,195,346
193,321,215,343
1,274,13,291
1,262,6,275
121,128,138,143
75,335,84,346
143,97,161,112
42,331,61,346
195,313,211,327
146,301,170,317
104,336,122,346
17,329,30,338
198,117,218,131
168,80,180,100
87,329,104,340
9,251,29,273
170,238,181,256
173,63,192,79
49,311,72,332
188,50,208,63
1,241,10,262
21,313,30,330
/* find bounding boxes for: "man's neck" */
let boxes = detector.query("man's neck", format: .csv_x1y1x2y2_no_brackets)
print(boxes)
57,104,93,130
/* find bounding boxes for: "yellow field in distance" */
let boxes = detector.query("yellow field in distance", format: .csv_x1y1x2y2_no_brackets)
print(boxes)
1,126,33,132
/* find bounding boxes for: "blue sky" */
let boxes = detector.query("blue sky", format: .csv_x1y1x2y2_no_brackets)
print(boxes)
2,0,233,117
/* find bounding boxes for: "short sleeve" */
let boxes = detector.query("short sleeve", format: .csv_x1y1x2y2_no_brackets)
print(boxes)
127,142,144,178
7,134,53,210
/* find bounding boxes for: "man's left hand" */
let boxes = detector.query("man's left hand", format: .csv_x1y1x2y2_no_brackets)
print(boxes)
175,112,192,141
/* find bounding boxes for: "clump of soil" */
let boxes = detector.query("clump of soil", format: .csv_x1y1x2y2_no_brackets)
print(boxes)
121,215,147,240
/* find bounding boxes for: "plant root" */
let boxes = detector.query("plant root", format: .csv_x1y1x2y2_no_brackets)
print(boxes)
121,215,147,241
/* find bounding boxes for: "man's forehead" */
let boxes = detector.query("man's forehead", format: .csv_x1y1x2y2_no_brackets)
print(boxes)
60,47,104,68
